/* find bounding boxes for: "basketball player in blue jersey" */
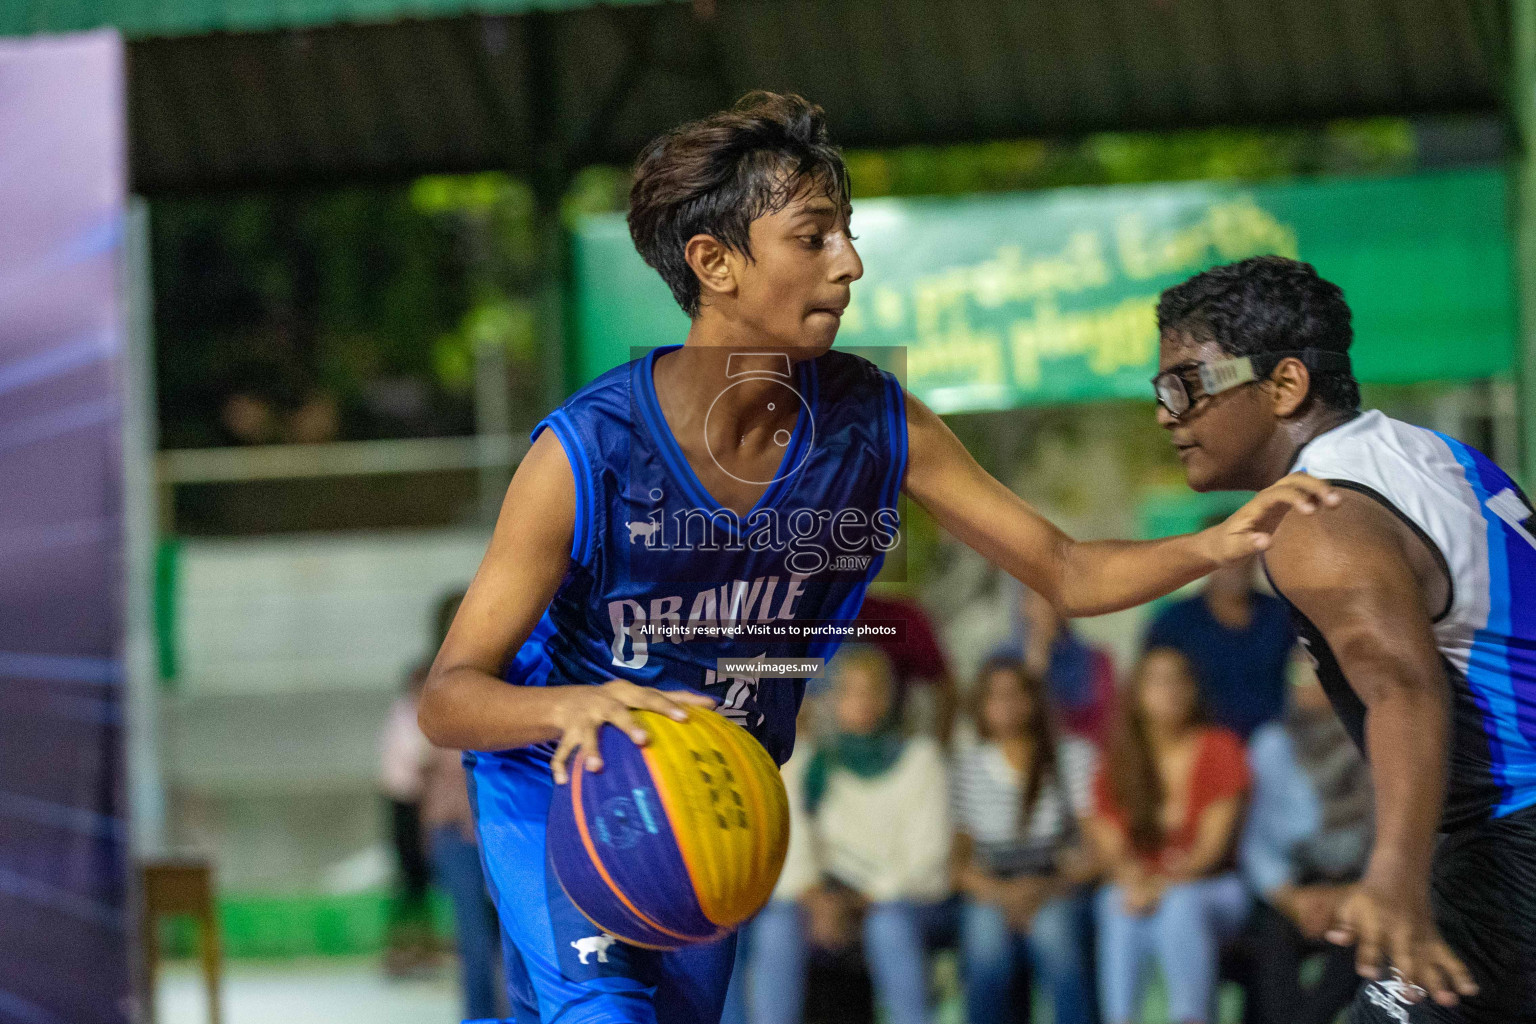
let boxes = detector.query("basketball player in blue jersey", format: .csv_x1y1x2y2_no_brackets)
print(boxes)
418,95,1336,1024
1153,255,1536,1023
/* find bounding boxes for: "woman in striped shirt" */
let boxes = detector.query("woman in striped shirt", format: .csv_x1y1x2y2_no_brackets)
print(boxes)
952,657,1101,1024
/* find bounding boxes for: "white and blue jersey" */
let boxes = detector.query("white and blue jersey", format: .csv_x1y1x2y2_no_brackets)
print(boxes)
465,345,905,1024
1281,410,1536,829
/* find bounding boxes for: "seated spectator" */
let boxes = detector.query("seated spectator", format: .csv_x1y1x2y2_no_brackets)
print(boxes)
378,661,433,977
992,581,1117,747
422,743,504,1020
952,657,1100,1024
1233,657,1370,1024
745,646,951,1024
1143,551,1292,740
855,587,958,743
736,703,822,1024
1089,647,1251,1024
417,588,504,1018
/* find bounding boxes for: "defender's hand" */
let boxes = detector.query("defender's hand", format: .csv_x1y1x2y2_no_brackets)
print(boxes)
548,681,717,785
1326,881,1478,1007
1204,472,1341,563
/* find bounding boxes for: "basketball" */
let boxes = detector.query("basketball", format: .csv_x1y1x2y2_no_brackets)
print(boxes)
546,705,790,950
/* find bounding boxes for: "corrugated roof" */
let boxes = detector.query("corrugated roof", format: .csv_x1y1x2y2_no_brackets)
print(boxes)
2,0,671,40
115,0,1509,192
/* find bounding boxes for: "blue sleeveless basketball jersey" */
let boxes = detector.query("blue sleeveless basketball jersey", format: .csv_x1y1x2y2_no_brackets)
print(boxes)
466,345,905,1024
493,344,905,769
1284,411,1536,828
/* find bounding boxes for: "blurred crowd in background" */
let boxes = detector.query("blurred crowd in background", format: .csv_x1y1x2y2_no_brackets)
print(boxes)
380,548,1372,1024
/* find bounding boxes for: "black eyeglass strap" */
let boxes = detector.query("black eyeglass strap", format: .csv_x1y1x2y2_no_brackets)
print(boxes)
1254,349,1352,375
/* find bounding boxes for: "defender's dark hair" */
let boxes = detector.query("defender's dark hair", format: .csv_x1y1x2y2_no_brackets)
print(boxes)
1157,255,1360,413
627,92,851,317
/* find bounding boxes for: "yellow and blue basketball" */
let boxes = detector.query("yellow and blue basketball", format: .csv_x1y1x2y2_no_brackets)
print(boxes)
546,706,789,950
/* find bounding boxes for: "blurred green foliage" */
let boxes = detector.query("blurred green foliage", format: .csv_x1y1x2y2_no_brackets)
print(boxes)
150,119,1416,448
843,119,1414,197
152,187,473,447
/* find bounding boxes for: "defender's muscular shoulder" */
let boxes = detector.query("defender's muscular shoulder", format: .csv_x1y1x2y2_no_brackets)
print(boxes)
1265,487,1445,624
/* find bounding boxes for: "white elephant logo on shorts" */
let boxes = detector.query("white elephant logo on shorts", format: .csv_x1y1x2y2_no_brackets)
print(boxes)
572,933,618,965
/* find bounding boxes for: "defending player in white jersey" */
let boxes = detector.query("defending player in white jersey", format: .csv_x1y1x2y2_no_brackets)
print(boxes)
1154,255,1536,1022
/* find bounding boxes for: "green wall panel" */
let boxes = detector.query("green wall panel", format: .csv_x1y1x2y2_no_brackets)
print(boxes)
572,169,1516,411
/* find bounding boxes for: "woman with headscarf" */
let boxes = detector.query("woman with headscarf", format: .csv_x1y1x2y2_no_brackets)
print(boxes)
744,645,951,1024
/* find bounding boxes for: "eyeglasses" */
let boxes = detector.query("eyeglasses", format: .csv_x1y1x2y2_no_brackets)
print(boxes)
1151,349,1352,419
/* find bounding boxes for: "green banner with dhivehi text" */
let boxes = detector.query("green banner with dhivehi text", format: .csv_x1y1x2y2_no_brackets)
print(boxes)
570,168,1515,411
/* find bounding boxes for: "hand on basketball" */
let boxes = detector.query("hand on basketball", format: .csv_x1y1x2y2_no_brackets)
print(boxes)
1326,880,1478,1007
1205,472,1341,563
548,681,718,785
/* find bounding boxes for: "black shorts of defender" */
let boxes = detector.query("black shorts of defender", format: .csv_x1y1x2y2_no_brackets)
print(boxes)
1349,805,1536,1024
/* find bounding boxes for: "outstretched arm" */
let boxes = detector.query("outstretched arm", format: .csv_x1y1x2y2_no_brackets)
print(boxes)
1265,492,1477,1007
901,391,1337,616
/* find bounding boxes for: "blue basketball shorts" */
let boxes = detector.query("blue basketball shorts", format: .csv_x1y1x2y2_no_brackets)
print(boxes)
464,749,739,1024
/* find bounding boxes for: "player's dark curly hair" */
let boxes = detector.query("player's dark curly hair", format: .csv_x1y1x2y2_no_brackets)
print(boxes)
1157,255,1360,413
627,92,851,317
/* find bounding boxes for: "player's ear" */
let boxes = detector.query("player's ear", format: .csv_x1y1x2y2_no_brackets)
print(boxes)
1271,356,1311,418
685,234,738,305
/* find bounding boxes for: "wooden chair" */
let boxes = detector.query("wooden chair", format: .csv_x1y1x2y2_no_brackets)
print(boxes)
138,857,221,1024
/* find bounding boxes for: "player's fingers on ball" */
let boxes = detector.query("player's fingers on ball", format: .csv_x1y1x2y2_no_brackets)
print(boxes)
604,679,648,704
630,688,697,722
602,704,649,744
571,721,602,772
670,689,720,708
608,681,692,720
550,734,577,785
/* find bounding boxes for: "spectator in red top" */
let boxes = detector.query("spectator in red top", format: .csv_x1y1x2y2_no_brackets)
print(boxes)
990,581,1117,748
1088,647,1251,1024
855,588,957,743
